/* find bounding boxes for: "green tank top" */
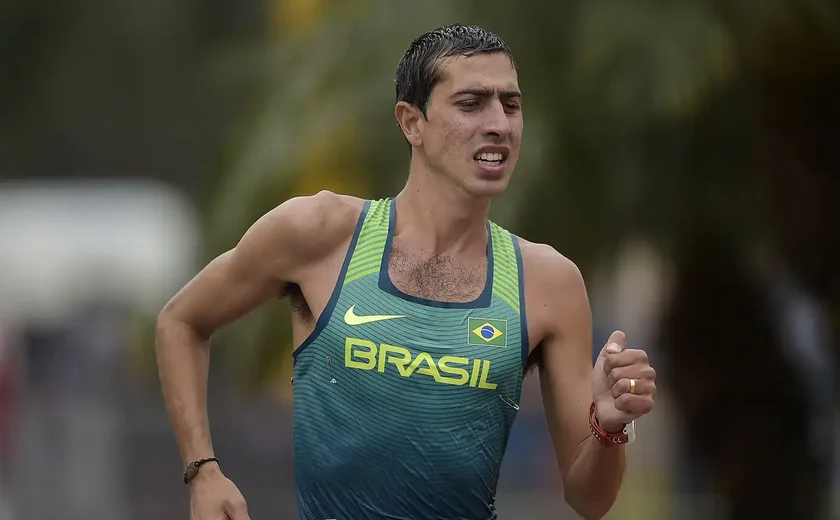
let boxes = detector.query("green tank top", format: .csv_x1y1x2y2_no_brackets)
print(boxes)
292,198,528,520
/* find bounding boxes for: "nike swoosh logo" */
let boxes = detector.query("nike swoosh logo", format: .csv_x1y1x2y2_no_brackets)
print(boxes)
343,305,407,325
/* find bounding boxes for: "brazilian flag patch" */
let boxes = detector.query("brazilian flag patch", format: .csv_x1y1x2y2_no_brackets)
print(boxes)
468,317,507,347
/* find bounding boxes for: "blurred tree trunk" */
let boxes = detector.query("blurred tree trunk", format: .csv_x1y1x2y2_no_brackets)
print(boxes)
658,6,839,517
755,26,840,374
658,227,829,519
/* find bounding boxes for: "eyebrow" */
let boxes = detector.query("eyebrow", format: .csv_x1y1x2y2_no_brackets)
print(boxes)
451,88,521,99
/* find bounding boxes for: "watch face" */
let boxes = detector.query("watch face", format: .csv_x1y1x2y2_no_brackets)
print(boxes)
624,420,637,443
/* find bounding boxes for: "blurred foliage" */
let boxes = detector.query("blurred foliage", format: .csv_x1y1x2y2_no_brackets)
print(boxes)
3,0,837,516
200,0,839,390
2,0,836,396
0,0,265,207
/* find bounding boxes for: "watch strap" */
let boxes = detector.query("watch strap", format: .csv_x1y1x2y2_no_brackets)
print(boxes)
589,403,635,445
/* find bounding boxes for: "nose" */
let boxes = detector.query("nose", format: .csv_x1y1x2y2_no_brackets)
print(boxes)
482,100,511,139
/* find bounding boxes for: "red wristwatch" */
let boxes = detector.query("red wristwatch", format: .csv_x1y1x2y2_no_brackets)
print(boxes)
589,402,636,445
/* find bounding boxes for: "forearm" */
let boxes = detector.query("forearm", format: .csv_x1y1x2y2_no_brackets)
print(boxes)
563,435,626,520
155,314,215,467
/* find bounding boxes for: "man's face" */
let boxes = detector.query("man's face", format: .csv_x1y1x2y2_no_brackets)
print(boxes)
418,52,523,197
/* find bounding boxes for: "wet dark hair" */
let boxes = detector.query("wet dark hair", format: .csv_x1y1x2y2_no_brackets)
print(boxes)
395,23,515,118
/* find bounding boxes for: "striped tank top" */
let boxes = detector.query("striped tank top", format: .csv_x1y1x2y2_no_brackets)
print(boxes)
292,198,528,520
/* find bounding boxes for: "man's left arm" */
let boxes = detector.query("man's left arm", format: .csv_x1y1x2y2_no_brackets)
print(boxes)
525,245,656,520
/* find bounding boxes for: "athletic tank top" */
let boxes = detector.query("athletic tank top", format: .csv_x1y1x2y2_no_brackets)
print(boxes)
292,198,528,520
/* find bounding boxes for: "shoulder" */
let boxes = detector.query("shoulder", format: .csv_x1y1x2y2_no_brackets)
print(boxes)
246,190,362,245
261,190,362,241
235,190,366,279
516,237,587,296
516,237,590,344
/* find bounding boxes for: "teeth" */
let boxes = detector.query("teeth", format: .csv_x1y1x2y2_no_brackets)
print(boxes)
475,152,504,162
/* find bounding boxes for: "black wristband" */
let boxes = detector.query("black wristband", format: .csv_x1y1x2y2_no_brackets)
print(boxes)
183,457,219,484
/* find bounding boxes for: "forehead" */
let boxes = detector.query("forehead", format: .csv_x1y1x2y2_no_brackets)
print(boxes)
434,53,519,95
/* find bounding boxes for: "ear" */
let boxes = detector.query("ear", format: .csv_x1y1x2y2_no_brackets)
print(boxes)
395,101,424,147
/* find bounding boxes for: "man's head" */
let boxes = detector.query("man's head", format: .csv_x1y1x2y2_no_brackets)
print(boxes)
394,24,523,197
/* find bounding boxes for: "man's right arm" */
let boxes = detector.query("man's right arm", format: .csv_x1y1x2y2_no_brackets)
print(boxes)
155,191,355,478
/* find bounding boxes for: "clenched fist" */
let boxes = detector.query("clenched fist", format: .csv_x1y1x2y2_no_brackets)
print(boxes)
591,330,657,433
189,465,251,520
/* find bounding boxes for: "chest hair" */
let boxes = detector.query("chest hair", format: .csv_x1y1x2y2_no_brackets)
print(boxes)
388,245,487,303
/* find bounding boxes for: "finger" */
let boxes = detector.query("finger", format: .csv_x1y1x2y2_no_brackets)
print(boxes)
227,510,250,520
605,330,627,354
614,393,654,416
224,499,250,520
611,377,657,399
595,340,615,363
604,348,650,375
597,331,627,363
607,363,656,387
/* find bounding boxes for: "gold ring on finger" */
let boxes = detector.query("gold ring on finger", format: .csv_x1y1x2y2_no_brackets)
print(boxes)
629,378,637,394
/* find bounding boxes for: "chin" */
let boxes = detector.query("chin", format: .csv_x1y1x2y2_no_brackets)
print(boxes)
467,158,515,195
465,175,511,198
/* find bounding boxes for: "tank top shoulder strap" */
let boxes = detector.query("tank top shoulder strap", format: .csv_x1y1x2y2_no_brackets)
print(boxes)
343,198,392,286
488,220,529,365
488,221,523,315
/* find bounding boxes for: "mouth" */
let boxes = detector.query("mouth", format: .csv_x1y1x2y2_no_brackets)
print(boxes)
473,151,508,168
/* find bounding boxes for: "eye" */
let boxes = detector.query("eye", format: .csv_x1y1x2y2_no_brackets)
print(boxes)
504,102,521,113
456,99,479,109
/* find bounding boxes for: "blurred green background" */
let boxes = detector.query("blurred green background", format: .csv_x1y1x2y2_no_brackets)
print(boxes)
0,0,837,519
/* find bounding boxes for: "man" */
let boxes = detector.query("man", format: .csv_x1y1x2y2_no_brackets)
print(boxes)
155,24,657,520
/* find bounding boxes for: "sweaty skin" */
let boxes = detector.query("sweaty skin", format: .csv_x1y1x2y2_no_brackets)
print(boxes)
156,50,655,520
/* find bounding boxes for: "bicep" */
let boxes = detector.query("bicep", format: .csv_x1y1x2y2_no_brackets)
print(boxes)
536,263,595,480
160,203,309,338
160,191,356,339
162,245,282,339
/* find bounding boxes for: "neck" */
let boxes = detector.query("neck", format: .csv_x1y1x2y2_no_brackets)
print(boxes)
394,156,491,255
